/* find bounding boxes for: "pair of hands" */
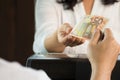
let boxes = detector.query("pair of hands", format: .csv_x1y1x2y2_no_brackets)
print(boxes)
57,23,120,80
45,23,84,52
57,23,85,47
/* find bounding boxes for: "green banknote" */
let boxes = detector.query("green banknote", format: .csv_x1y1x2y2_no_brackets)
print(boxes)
70,15,108,39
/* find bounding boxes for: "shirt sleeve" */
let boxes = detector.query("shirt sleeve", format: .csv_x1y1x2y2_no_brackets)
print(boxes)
33,0,58,54
33,0,59,54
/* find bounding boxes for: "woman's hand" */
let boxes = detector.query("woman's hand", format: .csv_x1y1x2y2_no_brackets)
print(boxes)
87,28,120,80
57,23,85,47
45,23,85,53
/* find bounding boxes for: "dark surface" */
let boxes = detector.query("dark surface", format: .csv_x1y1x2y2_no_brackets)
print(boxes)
26,54,120,80
26,54,91,80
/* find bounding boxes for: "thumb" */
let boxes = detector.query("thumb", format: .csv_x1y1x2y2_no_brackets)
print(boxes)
90,29,100,44
103,28,114,41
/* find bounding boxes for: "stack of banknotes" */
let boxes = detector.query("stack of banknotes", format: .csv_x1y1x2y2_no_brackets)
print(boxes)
70,15,108,39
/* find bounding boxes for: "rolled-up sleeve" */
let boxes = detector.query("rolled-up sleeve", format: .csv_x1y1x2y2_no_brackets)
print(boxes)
33,0,59,54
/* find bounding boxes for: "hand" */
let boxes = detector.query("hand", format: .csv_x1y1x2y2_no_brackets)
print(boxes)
45,23,85,53
87,28,120,80
57,23,85,47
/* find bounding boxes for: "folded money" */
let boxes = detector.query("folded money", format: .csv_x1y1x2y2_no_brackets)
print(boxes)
70,15,108,40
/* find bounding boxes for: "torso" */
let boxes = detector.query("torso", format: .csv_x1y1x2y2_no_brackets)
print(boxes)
55,0,120,54
50,0,120,56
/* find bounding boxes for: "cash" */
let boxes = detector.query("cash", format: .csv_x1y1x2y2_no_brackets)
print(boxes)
70,15,108,39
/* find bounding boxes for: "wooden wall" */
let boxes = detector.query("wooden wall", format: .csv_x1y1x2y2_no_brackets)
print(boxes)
0,0,34,65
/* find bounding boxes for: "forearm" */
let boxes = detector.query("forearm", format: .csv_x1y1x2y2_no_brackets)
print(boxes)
90,65,111,80
45,30,66,53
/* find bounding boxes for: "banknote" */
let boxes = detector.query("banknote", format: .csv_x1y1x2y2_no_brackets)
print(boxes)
70,15,108,40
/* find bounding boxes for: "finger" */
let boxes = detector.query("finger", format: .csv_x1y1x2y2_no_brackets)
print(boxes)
58,23,72,43
90,29,100,44
103,28,114,41
63,23,72,34
81,38,86,43
64,36,79,47
66,37,85,47
74,37,85,45
60,31,66,37
63,35,73,46
59,35,68,44
68,38,81,47
67,36,76,46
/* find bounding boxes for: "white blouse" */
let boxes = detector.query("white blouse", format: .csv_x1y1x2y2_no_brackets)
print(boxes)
33,0,120,57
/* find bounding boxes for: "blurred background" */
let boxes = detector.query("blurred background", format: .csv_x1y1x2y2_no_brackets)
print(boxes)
0,0,35,65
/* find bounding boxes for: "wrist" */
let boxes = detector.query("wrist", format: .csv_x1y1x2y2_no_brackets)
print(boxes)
45,30,65,53
91,65,111,80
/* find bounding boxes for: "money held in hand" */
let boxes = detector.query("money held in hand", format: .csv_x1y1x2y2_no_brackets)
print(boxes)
70,15,108,39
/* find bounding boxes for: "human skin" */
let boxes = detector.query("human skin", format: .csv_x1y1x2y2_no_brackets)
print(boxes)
87,28,120,80
45,23,85,53
44,0,95,53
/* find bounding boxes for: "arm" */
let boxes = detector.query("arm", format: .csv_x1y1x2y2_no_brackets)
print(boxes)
87,28,120,80
45,23,85,53
33,0,60,54
34,0,85,54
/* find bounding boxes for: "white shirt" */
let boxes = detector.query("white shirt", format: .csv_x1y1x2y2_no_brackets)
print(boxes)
0,58,51,80
33,0,120,57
